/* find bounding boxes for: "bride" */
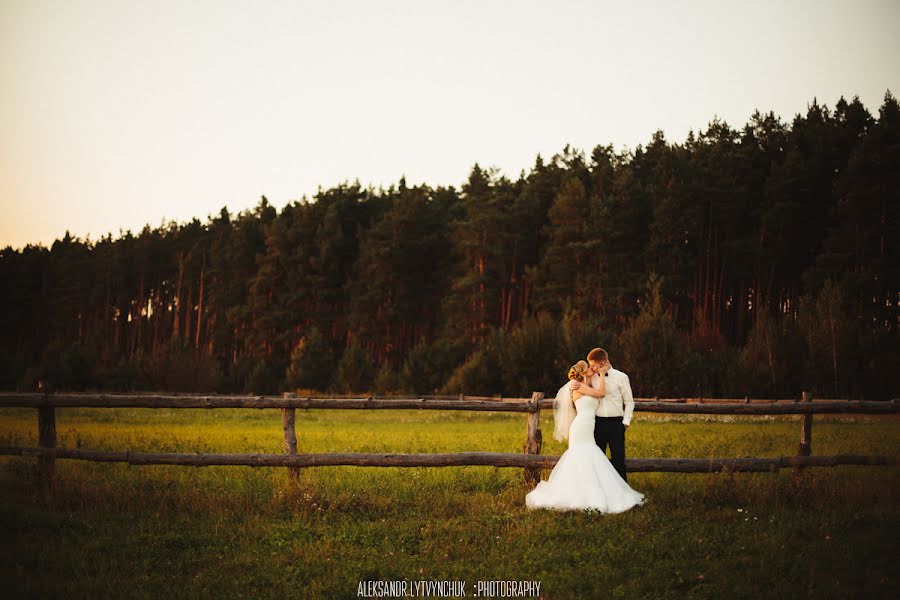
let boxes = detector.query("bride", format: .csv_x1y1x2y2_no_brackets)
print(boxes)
525,360,646,513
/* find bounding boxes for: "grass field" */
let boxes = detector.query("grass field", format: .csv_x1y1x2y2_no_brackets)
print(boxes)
1,406,898,599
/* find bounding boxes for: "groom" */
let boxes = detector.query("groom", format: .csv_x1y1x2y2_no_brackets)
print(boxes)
569,348,634,481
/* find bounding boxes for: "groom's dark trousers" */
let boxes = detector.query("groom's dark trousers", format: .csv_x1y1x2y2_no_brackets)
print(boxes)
594,416,627,481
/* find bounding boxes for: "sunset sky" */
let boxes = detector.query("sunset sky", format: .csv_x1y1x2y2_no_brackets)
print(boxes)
1,0,898,250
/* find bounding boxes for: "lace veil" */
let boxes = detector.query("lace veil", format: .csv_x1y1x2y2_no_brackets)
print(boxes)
552,381,577,442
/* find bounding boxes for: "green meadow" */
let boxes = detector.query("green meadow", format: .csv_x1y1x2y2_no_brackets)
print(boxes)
0,406,897,599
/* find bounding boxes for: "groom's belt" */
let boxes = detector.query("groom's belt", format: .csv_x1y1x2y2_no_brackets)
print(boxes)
595,415,624,420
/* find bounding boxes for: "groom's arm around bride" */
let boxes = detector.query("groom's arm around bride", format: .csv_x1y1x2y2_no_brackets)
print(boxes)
569,355,635,427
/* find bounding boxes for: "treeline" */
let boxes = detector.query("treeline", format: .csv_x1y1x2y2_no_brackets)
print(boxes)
1,93,898,399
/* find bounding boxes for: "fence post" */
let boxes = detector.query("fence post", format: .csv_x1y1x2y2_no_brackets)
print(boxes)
523,392,544,488
798,391,813,458
281,393,299,481
37,397,56,504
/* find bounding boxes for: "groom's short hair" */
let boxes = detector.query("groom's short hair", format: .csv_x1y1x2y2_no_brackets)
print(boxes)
587,348,608,363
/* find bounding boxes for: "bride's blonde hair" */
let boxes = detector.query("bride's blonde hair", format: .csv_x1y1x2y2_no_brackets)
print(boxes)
567,360,589,382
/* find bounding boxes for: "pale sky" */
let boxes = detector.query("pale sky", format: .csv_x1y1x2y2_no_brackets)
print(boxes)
1,0,898,249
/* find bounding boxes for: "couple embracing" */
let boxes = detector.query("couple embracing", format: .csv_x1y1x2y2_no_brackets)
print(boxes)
525,348,646,513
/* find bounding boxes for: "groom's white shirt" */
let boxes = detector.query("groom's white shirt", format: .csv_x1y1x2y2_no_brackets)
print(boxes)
591,365,635,426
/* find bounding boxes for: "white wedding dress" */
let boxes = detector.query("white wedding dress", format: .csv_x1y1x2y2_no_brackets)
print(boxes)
525,386,646,513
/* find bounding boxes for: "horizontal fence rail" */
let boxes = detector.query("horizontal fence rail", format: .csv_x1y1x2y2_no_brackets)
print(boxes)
0,394,539,412
1,446,896,472
0,391,897,503
1,393,897,414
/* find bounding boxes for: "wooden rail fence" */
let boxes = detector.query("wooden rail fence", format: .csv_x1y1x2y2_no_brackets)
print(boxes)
0,391,897,502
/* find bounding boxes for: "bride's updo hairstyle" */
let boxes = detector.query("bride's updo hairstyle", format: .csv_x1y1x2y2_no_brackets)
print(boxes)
567,360,589,382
